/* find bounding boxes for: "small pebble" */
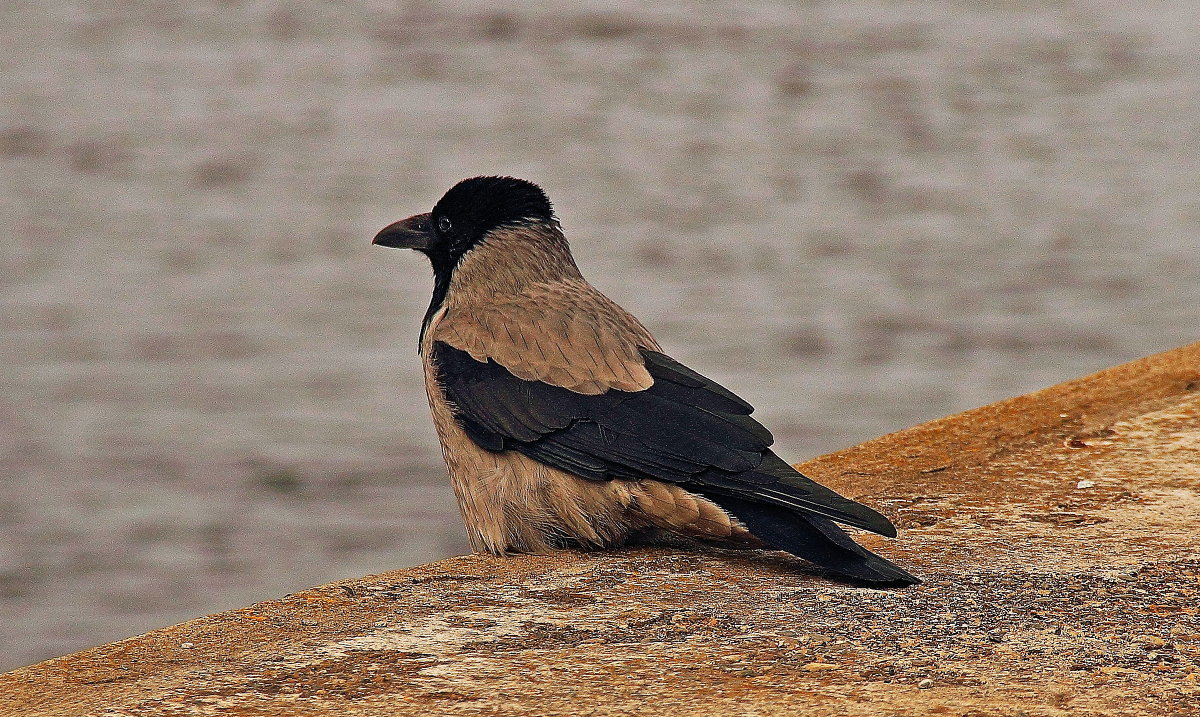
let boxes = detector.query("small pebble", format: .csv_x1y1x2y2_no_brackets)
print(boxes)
802,662,838,672
1076,480,1096,489
917,679,934,689
180,642,195,649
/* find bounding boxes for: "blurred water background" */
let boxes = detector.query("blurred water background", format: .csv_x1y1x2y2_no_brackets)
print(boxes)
2,0,1198,670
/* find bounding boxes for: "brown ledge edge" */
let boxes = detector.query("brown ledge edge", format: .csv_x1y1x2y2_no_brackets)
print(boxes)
3,343,1198,717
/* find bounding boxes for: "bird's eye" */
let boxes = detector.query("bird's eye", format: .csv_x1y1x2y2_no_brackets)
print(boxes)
437,216,452,233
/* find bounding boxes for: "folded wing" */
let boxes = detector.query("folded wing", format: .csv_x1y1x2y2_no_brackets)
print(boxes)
433,342,897,537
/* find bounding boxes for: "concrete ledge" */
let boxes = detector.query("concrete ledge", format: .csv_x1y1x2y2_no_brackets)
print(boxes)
4,343,1199,716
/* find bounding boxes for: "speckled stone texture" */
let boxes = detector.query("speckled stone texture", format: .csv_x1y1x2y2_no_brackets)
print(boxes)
2,342,1198,716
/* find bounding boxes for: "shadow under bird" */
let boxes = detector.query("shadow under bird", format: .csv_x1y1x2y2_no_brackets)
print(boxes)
373,176,918,586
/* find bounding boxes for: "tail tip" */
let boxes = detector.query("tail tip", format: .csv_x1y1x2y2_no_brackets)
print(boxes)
828,556,921,587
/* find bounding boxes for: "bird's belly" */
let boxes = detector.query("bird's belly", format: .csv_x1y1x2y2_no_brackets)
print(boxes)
422,355,639,553
426,385,758,553
444,440,643,554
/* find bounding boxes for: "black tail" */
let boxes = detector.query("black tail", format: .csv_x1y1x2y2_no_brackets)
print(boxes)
704,494,920,586
705,452,899,538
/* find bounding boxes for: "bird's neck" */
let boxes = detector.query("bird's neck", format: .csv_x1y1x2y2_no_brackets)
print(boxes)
421,225,584,343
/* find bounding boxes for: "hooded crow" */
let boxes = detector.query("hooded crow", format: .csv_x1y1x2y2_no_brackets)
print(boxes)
374,176,918,586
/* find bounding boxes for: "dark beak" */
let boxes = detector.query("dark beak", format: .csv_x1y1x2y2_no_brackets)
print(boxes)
372,212,433,251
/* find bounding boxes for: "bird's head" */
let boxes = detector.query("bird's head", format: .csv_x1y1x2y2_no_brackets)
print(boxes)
373,176,558,275
374,176,576,343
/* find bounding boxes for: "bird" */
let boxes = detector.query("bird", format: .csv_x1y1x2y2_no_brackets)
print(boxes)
373,176,918,586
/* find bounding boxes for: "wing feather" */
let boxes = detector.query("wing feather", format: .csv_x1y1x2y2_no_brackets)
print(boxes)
432,279,656,394
433,341,896,537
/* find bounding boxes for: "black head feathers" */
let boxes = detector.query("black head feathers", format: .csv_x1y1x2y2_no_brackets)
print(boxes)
432,176,557,239
373,176,564,346
375,175,559,280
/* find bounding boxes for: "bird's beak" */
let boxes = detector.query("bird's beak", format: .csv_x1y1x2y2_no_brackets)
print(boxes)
372,212,433,251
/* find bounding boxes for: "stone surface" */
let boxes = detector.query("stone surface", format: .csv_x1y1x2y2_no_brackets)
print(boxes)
2,343,1198,716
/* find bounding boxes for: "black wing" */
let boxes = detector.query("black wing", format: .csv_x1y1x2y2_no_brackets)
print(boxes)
434,342,896,537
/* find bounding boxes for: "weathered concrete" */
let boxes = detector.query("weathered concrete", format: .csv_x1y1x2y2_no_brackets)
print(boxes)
3,343,1198,716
